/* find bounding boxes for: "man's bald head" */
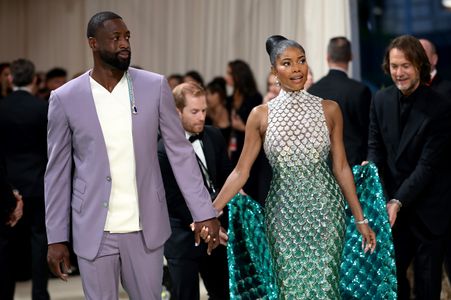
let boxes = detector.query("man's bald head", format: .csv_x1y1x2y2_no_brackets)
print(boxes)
419,39,438,72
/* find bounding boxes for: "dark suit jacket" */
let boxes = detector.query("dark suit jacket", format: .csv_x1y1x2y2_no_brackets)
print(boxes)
0,161,16,223
159,126,233,258
0,90,48,198
367,84,451,235
430,73,451,99
308,69,372,166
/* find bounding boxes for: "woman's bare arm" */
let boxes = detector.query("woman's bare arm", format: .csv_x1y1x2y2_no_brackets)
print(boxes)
212,104,268,211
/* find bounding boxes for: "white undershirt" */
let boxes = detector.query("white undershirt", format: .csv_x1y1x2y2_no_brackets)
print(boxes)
90,74,141,233
185,132,207,168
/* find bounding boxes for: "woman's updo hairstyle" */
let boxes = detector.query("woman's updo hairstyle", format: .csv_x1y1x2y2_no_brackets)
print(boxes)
266,35,305,66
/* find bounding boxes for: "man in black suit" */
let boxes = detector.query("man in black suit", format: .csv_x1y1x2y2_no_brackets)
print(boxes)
158,82,231,300
308,36,372,166
0,59,49,300
0,160,23,300
420,38,451,285
367,35,451,300
420,39,451,97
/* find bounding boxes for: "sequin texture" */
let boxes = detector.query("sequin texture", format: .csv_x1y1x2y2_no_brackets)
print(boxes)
263,89,346,299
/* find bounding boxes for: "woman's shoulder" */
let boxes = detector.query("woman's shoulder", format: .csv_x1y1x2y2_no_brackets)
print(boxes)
321,98,340,112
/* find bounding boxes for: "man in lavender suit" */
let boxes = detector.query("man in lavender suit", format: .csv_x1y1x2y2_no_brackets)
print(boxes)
44,11,220,300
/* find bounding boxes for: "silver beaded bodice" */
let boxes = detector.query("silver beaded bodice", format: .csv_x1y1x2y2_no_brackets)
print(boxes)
263,89,346,299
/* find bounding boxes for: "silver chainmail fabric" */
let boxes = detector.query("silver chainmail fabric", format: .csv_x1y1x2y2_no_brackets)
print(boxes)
263,89,346,299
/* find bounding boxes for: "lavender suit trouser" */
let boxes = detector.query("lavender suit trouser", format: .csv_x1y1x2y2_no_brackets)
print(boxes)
77,231,163,300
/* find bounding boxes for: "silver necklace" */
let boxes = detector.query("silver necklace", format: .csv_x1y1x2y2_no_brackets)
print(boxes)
125,71,138,115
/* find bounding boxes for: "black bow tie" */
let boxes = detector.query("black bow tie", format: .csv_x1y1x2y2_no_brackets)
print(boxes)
189,132,204,143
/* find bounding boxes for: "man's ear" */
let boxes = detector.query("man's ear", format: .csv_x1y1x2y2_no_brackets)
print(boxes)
176,107,183,118
88,37,96,50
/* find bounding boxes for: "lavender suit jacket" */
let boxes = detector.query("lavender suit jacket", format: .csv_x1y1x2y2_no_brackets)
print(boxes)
45,68,216,260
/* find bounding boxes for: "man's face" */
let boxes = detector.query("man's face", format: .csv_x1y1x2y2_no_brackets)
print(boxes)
93,18,131,71
178,94,207,134
389,48,420,96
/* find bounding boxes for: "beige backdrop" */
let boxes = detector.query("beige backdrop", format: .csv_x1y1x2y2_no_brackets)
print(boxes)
0,0,355,91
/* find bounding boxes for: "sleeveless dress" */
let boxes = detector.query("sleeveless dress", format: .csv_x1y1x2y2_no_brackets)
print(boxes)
263,89,346,299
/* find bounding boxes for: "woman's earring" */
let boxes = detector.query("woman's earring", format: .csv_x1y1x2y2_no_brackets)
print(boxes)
275,77,280,87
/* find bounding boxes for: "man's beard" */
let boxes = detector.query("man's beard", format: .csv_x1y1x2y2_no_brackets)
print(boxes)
99,49,131,71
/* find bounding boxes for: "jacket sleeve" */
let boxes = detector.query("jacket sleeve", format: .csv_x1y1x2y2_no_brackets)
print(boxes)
44,91,72,244
394,109,451,207
157,77,216,222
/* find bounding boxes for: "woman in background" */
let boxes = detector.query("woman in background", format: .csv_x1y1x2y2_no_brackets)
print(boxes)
225,59,262,164
206,77,231,144
0,63,12,100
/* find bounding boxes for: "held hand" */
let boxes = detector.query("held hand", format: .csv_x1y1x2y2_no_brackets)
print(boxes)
219,226,228,246
193,218,221,255
47,243,72,281
6,190,23,227
356,223,376,254
386,202,400,227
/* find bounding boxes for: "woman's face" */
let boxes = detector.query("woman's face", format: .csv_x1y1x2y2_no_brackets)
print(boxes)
273,47,308,92
225,66,234,87
1,66,12,89
206,90,221,108
267,73,280,95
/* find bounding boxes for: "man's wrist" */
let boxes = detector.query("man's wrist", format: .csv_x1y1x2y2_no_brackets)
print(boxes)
389,199,402,209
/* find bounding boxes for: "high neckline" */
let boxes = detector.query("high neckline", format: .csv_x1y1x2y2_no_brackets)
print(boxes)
279,89,306,97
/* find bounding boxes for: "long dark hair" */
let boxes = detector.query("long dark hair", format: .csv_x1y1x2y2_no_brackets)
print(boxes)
228,60,259,97
382,35,431,84
206,77,227,104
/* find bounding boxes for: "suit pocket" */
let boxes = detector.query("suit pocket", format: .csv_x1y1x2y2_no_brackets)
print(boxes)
71,194,84,213
73,178,86,195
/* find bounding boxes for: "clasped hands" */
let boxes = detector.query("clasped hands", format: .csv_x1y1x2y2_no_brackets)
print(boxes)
191,217,228,255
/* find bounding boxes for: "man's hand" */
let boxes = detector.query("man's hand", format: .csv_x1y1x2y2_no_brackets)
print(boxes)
47,243,72,281
6,190,23,227
386,201,400,227
192,218,220,255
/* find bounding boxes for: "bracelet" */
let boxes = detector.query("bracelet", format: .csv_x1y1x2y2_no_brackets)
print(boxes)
355,218,369,225
389,199,402,208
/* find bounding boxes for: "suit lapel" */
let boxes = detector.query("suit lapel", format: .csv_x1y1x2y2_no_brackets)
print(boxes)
201,131,217,184
79,72,108,149
384,91,402,155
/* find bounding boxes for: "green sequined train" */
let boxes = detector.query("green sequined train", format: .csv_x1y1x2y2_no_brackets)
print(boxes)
227,163,397,299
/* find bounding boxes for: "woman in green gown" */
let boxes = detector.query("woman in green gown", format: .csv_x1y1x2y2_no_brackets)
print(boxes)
211,35,376,299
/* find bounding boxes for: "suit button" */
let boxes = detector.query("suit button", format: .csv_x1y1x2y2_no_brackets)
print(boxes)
103,202,108,208
106,176,111,182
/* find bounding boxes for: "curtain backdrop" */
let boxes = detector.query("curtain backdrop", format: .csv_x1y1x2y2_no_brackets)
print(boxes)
0,0,354,92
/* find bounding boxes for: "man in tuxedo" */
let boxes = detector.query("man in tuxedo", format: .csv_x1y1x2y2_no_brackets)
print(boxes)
45,11,220,300
308,36,371,166
159,81,231,300
420,39,451,97
0,58,49,300
367,35,451,300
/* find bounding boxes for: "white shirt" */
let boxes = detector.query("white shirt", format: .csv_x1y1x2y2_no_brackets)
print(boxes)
90,74,141,233
186,131,207,168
